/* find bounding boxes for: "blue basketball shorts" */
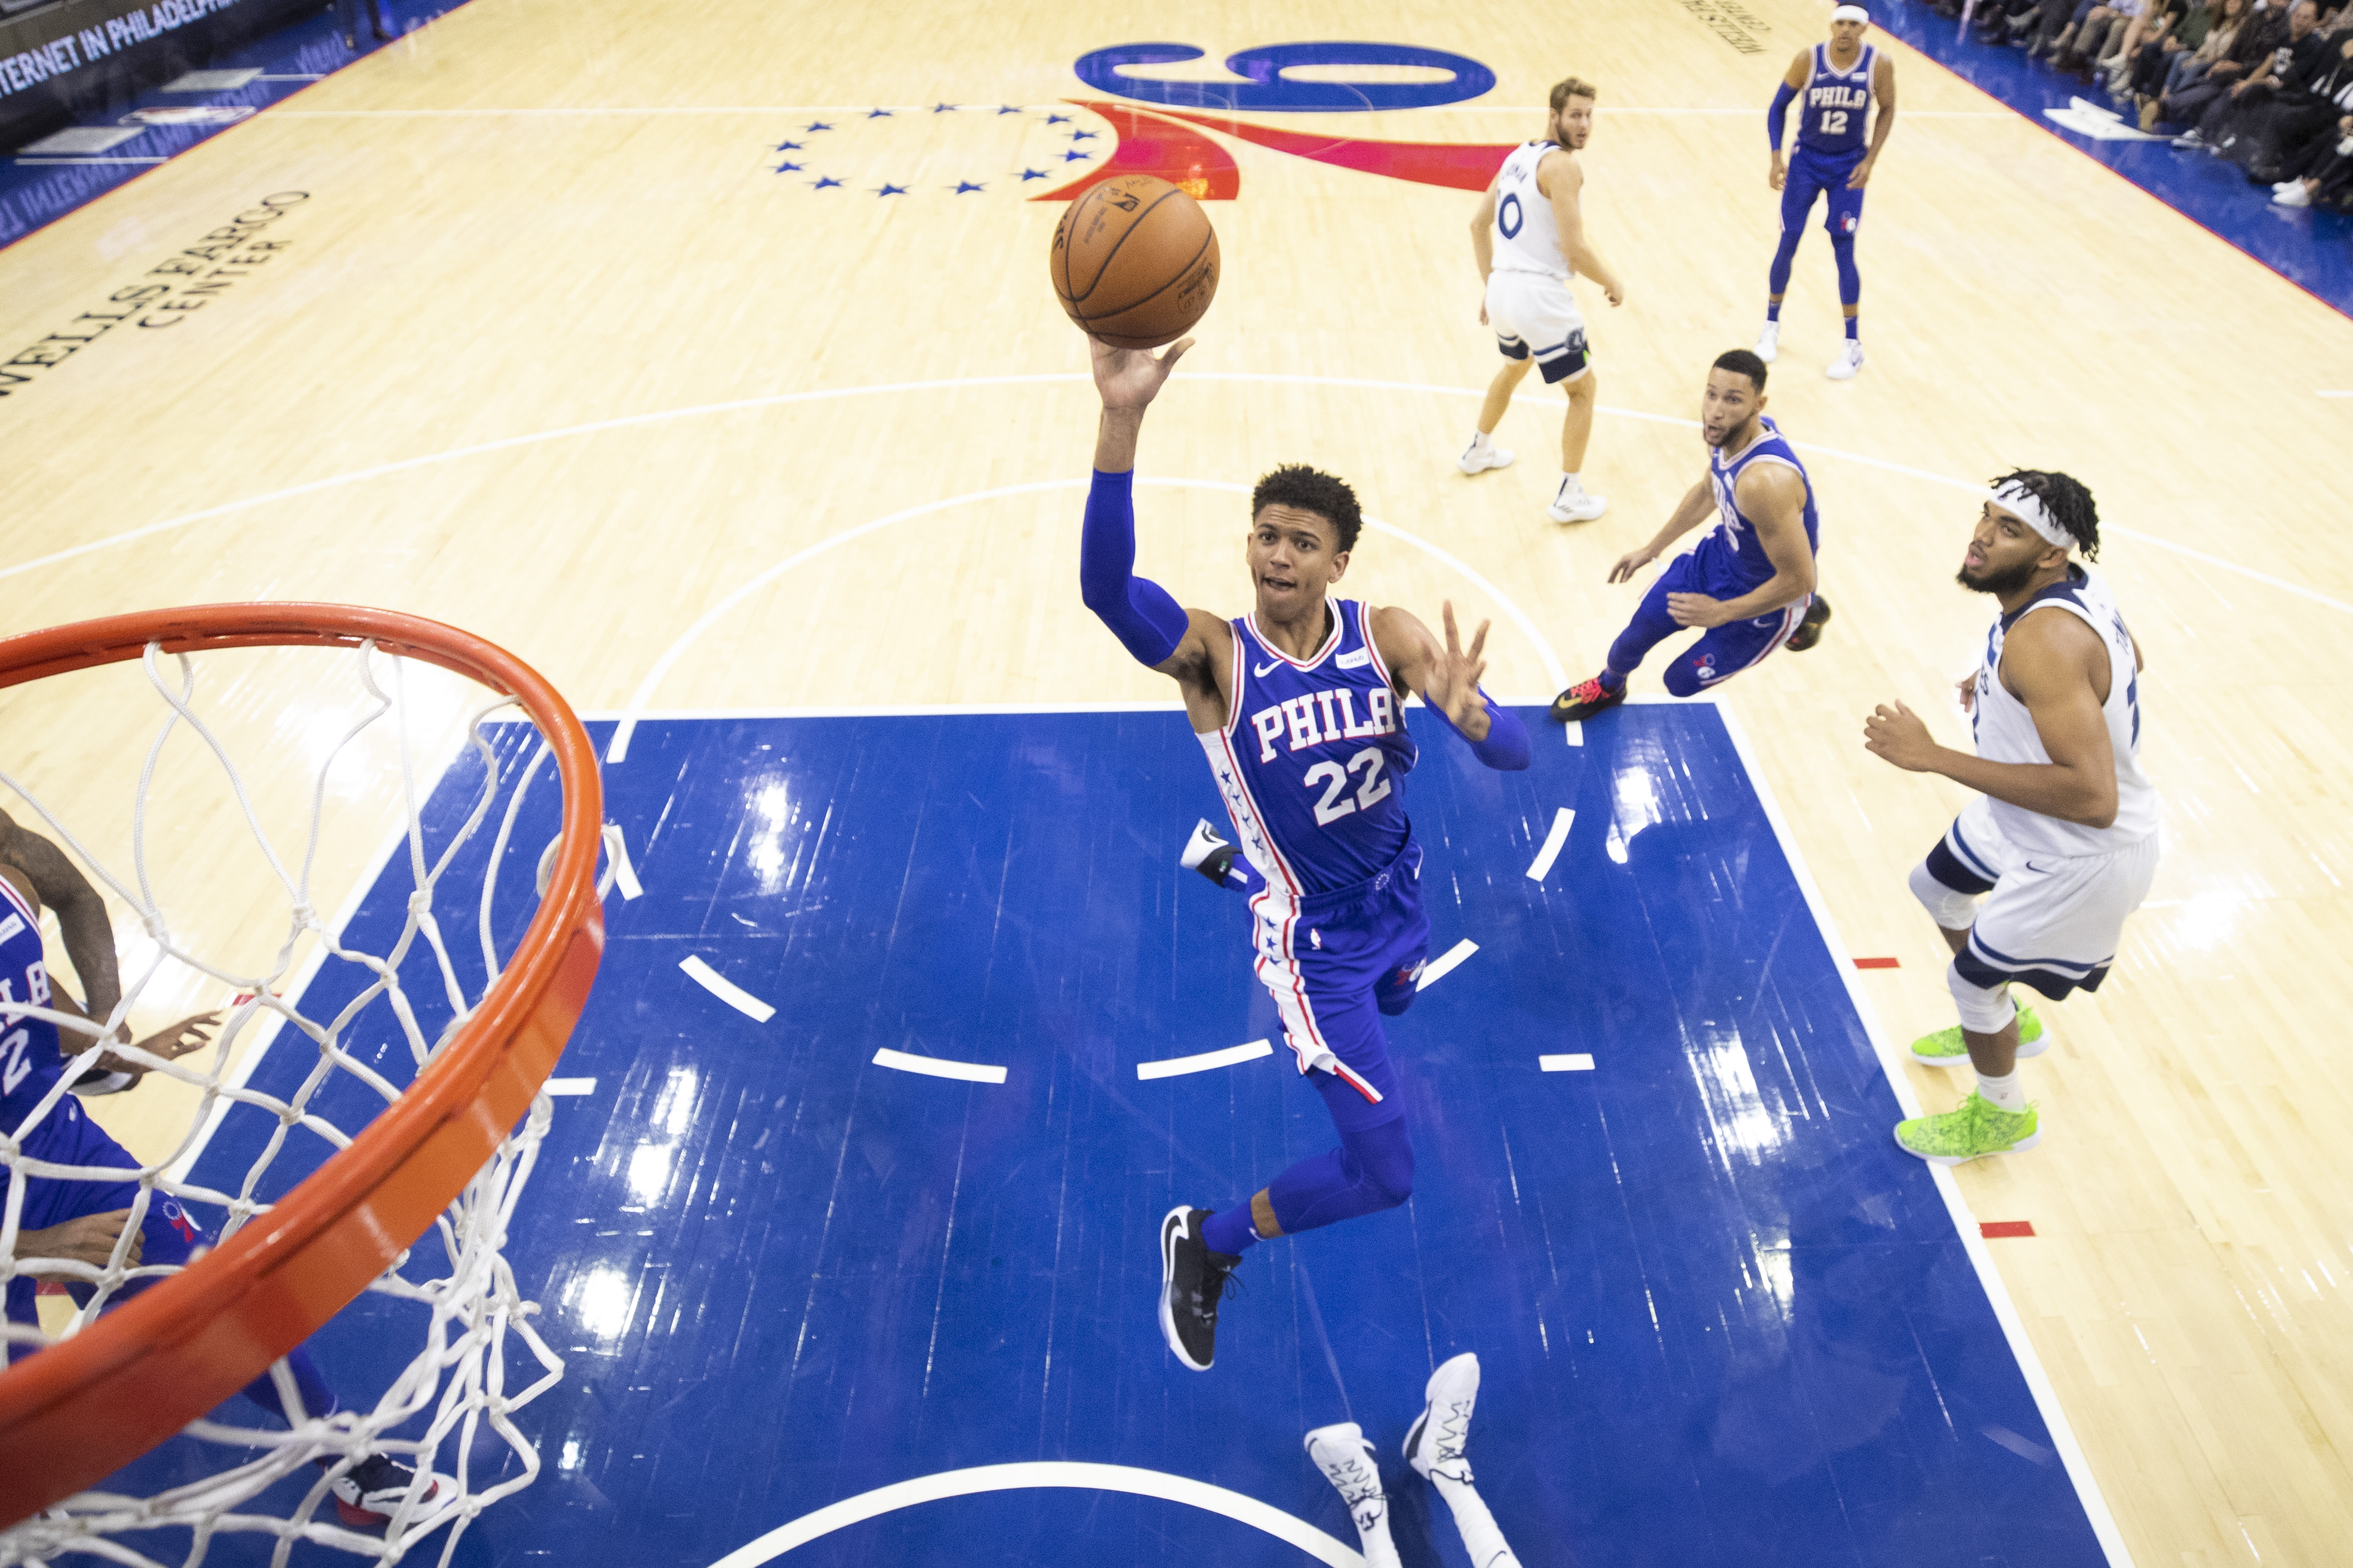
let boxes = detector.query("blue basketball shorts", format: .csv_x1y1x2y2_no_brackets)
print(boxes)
4,1093,211,1357
1783,149,1866,238
1248,836,1429,1132
1613,552,1811,696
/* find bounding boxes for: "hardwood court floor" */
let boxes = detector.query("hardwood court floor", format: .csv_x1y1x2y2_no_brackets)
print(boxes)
4,0,2352,1560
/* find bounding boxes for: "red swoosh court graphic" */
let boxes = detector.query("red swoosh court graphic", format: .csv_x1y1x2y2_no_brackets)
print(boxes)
1034,101,1517,203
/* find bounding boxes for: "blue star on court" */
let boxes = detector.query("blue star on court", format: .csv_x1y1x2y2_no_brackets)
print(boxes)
867,107,892,118
774,140,804,151
996,104,1023,114
1068,130,1097,141
804,122,832,133
1061,149,1091,162
810,176,842,189
1019,168,1048,181
933,103,957,113
1045,113,1071,125
774,161,804,173
952,181,985,194
875,183,908,196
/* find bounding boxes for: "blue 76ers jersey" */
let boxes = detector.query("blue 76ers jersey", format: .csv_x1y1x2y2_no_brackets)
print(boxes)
1199,599,1416,898
1694,415,1820,599
1798,42,1875,157
0,876,62,1130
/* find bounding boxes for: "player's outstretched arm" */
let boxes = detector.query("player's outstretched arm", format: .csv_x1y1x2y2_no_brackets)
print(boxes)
0,808,122,1027
1081,335,1229,694
1863,615,2120,827
1371,604,1531,771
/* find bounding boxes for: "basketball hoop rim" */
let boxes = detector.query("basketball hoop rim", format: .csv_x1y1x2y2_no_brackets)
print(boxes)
0,603,606,1528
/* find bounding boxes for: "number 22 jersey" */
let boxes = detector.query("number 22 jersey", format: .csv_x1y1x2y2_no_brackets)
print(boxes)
1199,599,1417,898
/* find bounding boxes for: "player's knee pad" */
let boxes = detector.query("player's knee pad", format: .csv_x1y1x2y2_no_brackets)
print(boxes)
1345,1117,1415,1209
1946,960,2016,1035
1908,857,1980,931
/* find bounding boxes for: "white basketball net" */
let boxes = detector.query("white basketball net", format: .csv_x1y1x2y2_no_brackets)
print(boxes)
0,639,590,1567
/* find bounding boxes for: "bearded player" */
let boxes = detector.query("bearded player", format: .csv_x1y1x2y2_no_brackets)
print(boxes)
1864,472,2158,1164
1758,5,1897,380
1078,336,1532,1372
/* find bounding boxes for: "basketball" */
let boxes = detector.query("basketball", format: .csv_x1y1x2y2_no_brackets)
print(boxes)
1050,174,1221,349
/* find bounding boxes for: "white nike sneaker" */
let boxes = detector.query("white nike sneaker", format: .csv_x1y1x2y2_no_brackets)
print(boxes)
1826,341,1865,380
1406,1354,1523,1567
1546,488,1607,523
1179,818,1241,888
1305,1423,1402,1568
1457,437,1515,475
1754,321,1780,362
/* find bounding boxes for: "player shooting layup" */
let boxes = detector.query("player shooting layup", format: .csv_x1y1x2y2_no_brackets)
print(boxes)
1864,472,2158,1164
1758,5,1896,380
1457,76,1626,523
1077,336,1533,1372
1548,350,1828,723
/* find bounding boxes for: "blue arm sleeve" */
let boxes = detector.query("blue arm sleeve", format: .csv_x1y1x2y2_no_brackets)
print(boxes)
1769,81,1798,150
1079,469,1191,668
1426,691,1531,772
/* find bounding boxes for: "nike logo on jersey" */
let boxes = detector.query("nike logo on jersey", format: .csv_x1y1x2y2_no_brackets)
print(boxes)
1253,660,1282,677
1248,686,1398,761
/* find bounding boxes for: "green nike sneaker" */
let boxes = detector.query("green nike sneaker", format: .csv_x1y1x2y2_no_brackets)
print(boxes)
1909,1002,2047,1065
1894,1092,2040,1166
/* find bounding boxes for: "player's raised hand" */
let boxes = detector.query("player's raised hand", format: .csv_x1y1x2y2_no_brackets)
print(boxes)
1863,701,1943,771
1426,602,1493,733
1607,545,1659,584
1090,334,1195,414
97,1010,222,1084
14,1209,142,1269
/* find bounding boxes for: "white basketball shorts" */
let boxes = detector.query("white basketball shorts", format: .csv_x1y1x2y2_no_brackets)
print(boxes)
1485,269,1592,386
1928,795,2160,1000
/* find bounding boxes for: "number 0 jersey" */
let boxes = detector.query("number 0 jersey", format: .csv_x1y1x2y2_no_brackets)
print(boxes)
1490,141,1571,281
1200,599,1417,898
1797,42,1876,158
0,874,61,1129
1971,565,2159,859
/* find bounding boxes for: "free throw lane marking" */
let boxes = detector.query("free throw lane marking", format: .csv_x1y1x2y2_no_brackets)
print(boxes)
680,956,776,1022
1417,938,1478,991
872,1048,1008,1085
703,1461,1361,1567
1539,1053,1595,1072
1525,808,1574,882
1137,1039,1274,1080
1852,956,1901,969
544,1077,598,1096
1981,1221,2038,1239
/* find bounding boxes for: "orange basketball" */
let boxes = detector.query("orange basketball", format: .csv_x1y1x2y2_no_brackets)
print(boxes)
1050,175,1220,350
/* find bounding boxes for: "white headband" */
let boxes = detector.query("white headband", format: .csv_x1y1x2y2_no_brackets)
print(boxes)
1990,480,2072,552
1831,4,1871,20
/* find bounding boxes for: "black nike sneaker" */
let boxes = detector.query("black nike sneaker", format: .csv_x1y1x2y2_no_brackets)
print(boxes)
1158,1206,1242,1371
1786,595,1832,652
1548,674,1626,724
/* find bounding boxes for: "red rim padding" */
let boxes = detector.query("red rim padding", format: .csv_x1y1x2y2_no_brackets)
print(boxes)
0,605,605,1527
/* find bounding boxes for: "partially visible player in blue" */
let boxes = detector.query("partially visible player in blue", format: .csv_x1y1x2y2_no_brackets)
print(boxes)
1758,4,1897,381
0,809,434,1527
1549,350,1828,722
1078,335,1533,1373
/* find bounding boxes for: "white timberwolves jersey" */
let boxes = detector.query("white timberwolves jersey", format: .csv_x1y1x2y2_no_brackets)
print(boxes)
1491,141,1570,279
1971,565,2158,858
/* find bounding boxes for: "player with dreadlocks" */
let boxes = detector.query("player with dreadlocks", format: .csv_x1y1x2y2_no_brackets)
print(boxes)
1861,471,2158,1164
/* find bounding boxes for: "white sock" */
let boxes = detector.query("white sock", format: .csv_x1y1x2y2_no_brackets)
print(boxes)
1975,1069,2025,1112
1557,472,1582,497
1467,429,1492,450
1430,1472,1522,1568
